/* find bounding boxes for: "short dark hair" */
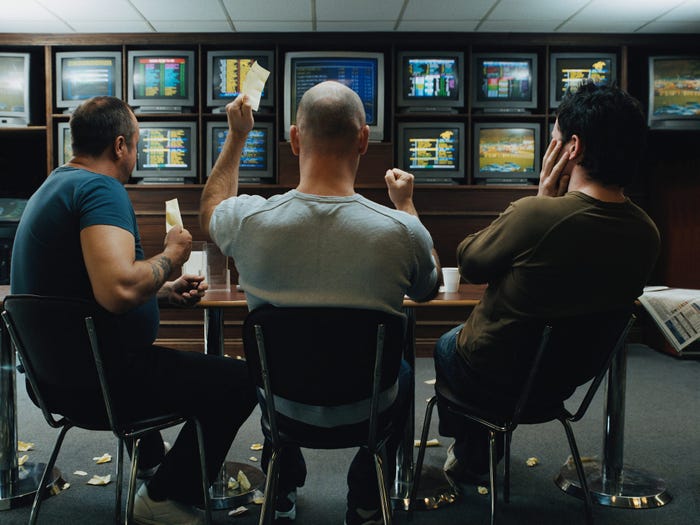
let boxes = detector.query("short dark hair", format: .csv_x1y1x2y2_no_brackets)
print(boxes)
556,83,646,187
70,96,136,157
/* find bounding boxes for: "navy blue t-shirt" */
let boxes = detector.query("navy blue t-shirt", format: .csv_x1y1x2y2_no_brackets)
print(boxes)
11,166,159,349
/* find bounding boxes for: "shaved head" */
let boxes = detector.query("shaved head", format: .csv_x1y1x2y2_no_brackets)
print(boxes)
296,81,366,153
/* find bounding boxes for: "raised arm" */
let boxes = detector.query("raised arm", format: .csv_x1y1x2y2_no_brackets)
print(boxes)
81,224,192,314
200,94,254,239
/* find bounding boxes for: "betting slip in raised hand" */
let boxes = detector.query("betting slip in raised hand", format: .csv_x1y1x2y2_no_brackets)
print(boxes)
165,198,183,232
241,61,270,111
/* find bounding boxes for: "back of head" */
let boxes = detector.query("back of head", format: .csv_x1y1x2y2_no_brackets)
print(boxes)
556,83,646,187
296,81,366,154
70,96,136,158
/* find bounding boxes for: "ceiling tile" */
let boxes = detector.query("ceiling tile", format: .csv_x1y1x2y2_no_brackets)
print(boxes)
316,0,404,20
130,0,225,20
637,20,700,33
69,20,154,33
150,20,233,32
656,0,700,22
316,21,399,31
0,0,56,21
397,20,480,32
233,21,313,31
222,0,310,21
558,20,647,33
488,0,589,20
478,20,563,33
402,0,494,21
572,0,686,22
0,20,71,32
39,0,140,21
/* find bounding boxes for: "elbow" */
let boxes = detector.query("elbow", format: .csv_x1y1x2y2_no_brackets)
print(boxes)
93,286,142,315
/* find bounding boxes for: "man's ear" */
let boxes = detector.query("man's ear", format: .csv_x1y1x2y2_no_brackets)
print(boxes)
569,134,584,161
114,135,127,160
290,125,301,156
358,125,369,155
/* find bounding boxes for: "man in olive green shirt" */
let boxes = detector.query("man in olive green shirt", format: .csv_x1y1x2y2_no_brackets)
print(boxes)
435,83,660,481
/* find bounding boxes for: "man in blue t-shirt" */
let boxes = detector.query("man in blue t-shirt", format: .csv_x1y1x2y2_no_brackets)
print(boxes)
12,96,256,525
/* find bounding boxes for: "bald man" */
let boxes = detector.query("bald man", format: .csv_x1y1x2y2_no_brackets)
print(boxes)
200,81,440,525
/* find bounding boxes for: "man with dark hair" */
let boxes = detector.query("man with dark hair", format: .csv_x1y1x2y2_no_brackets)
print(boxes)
12,96,257,525
200,81,440,525
433,83,660,482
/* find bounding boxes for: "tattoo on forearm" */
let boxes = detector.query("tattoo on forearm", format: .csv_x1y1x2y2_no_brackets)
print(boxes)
150,256,173,289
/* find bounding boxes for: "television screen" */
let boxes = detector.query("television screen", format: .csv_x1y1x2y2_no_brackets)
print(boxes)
396,51,464,110
397,122,465,183
205,121,274,183
283,51,385,141
648,56,700,130
127,50,195,113
133,121,197,183
57,122,72,166
206,50,274,111
472,53,538,112
473,122,540,184
550,53,616,108
55,51,122,111
0,52,30,127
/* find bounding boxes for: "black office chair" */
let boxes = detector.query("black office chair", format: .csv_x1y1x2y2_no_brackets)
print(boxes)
1,295,212,525
411,309,636,525
242,305,407,525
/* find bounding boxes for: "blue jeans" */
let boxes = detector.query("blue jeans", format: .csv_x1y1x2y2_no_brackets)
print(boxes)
259,360,412,510
434,326,504,475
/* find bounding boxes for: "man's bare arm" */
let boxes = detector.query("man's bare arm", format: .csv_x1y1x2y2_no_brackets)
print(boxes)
81,224,191,314
200,95,254,238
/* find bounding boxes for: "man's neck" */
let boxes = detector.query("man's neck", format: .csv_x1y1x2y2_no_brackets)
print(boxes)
66,156,124,183
568,170,626,203
295,155,357,197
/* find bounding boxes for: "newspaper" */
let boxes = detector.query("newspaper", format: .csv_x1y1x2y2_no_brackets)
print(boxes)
638,286,700,353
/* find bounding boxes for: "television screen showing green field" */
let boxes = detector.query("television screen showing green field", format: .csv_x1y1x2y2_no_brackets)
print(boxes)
478,128,535,173
0,56,27,112
651,58,700,117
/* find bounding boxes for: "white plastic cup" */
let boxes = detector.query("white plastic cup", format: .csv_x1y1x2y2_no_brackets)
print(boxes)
442,267,460,293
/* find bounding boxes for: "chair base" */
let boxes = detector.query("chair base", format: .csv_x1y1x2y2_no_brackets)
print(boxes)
396,464,457,511
209,461,266,510
0,463,66,511
555,460,672,509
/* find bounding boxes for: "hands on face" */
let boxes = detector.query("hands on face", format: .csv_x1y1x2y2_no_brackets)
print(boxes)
538,138,572,197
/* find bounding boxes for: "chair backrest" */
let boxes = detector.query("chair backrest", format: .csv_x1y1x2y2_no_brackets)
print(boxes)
243,306,406,406
513,308,635,423
1,294,114,428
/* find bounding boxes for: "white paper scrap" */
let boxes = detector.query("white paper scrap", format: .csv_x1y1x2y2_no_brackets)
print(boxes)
165,198,183,232
241,62,270,111
92,453,112,464
87,474,111,486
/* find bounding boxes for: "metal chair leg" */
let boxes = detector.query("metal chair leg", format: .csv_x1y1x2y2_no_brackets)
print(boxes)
504,431,512,504
409,395,437,512
115,438,124,524
374,452,393,525
488,430,498,525
560,419,594,525
194,420,212,525
28,424,72,525
259,448,281,525
125,437,141,525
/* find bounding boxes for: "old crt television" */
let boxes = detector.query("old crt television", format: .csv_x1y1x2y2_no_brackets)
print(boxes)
207,50,274,112
396,51,464,111
0,52,30,127
397,122,465,183
56,122,73,166
550,52,616,108
55,51,122,112
205,121,274,183
473,122,540,184
648,56,700,130
127,50,195,113
472,52,537,112
133,121,197,183
284,51,385,141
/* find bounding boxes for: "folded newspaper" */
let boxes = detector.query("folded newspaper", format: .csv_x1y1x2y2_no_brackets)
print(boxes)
638,286,700,353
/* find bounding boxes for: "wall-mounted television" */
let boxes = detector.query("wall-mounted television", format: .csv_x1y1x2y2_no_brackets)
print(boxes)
206,50,274,112
396,51,464,112
127,50,195,113
205,121,275,183
56,122,72,166
549,52,616,109
55,51,122,112
397,122,465,183
648,56,700,130
283,51,385,141
471,52,538,113
133,121,197,183
0,52,30,127
473,122,540,184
